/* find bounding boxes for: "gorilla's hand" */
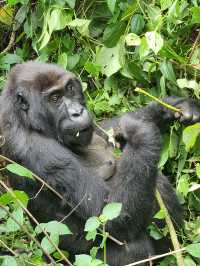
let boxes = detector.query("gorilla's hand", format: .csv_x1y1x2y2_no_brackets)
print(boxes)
173,99,200,123
148,97,200,128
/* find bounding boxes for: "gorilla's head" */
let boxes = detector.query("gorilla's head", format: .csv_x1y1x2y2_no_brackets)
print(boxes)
4,61,93,149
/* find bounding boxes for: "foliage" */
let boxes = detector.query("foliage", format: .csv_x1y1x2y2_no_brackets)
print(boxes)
0,0,200,265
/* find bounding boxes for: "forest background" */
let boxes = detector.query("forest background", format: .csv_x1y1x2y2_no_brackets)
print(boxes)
0,0,200,265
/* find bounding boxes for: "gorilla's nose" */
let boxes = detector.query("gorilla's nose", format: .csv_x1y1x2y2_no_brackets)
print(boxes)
68,103,84,119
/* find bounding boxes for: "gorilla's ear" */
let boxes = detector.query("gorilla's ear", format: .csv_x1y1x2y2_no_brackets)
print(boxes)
16,92,29,111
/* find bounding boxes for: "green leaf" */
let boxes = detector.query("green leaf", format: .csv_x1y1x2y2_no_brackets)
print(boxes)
130,14,145,35
65,0,76,9
84,62,101,77
68,19,91,36
196,163,200,179
186,243,200,258
35,220,72,235
6,163,34,179
160,61,176,83
0,206,9,219
86,230,97,241
145,31,164,54
125,33,141,46
148,224,164,240
67,54,80,70
58,53,68,69
160,0,173,10
191,7,200,24
139,37,150,59
0,190,29,207
177,174,190,198
107,0,116,14
1,256,18,266
39,31,50,50
96,43,122,77
0,7,13,25
0,54,23,65
183,123,200,151
102,202,122,220
48,9,72,35
154,209,166,219
169,129,179,158
103,22,126,48
6,207,24,232
84,217,100,232
184,256,197,266
158,134,169,168
41,233,59,254
74,254,92,266
90,246,99,259
53,250,69,260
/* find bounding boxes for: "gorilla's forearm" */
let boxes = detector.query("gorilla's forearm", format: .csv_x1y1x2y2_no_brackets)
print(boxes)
107,112,161,236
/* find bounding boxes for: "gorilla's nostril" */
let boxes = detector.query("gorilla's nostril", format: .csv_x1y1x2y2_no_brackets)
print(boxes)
72,112,81,118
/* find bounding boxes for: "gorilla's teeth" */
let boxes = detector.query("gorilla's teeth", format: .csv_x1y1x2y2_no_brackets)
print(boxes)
76,131,79,137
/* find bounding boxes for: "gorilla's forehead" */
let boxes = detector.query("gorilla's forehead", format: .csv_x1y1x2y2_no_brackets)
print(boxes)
9,61,76,92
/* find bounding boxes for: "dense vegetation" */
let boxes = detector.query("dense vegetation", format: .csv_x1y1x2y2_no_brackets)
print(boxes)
0,0,200,265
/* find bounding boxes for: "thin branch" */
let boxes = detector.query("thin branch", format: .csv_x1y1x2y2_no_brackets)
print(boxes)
188,30,200,63
156,190,185,266
30,183,45,200
0,239,18,256
0,29,15,55
0,180,73,266
60,193,87,223
0,204,56,264
135,88,181,113
124,248,186,266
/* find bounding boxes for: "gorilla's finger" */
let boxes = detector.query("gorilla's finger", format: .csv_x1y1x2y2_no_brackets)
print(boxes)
175,112,181,118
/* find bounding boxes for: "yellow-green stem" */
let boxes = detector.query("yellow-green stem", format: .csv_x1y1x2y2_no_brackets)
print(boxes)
135,88,181,113
156,190,185,266
103,224,107,264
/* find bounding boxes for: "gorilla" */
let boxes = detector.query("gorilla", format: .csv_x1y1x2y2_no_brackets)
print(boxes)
0,61,200,265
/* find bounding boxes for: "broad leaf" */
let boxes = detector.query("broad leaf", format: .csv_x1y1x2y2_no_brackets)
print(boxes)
107,0,116,14
41,233,59,254
1,256,18,266
145,31,164,54
6,163,34,179
183,123,200,151
84,217,100,232
96,43,122,77
35,220,72,235
186,243,200,258
6,207,24,232
102,202,122,220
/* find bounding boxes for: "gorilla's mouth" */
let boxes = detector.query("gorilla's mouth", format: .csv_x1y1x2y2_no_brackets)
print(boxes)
60,124,93,149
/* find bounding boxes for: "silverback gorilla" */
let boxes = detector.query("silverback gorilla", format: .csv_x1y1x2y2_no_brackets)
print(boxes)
1,61,200,266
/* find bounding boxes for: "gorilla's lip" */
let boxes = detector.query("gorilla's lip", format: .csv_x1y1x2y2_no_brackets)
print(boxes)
78,125,92,134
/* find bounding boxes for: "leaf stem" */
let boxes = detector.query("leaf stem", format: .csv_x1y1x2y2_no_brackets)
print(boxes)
156,190,185,266
103,224,107,264
135,87,181,113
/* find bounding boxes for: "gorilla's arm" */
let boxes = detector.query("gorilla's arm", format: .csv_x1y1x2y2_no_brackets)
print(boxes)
100,97,200,133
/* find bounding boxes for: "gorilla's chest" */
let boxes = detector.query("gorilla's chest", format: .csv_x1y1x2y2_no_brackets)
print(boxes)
79,132,116,181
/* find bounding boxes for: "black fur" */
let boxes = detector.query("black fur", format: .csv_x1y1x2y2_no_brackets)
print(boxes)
1,61,200,266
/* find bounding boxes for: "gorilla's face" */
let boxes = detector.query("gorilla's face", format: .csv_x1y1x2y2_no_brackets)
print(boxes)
46,76,93,148
11,62,93,149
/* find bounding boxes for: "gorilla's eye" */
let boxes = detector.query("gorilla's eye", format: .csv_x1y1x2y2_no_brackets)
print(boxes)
16,92,29,111
66,83,75,96
49,92,63,103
